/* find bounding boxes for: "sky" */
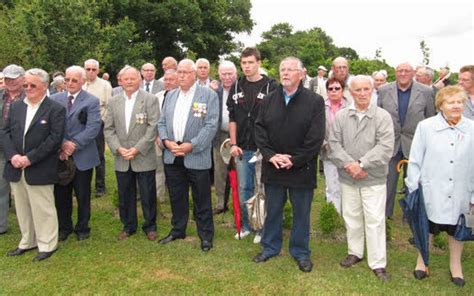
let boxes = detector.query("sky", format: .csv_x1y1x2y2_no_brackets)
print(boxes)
237,0,473,71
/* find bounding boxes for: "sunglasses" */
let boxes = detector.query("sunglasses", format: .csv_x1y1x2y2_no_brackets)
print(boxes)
85,68,97,72
328,86,342,91
23,83,37,89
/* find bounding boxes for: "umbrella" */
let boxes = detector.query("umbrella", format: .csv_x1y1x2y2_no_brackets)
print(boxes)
228,160,242,239
219,138,242,238
399,186,429,266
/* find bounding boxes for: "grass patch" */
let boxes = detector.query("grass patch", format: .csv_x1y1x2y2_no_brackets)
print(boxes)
0,152,472,294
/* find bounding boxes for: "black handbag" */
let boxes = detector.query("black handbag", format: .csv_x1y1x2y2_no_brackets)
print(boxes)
454,211,474,241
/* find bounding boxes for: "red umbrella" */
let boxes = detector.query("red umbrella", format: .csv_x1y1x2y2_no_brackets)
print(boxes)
228,162,241,239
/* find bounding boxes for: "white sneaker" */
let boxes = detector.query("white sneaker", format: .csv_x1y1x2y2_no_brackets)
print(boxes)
253,234,261,244
234,230,251,240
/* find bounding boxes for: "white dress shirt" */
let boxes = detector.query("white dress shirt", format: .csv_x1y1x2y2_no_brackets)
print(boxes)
221,89,230,132
24,96,46,135
173,84,196,142
124,91,138,134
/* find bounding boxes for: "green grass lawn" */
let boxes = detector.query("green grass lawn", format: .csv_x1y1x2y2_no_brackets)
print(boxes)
0,153,472,295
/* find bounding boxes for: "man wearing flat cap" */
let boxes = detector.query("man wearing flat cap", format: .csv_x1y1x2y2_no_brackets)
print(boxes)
309,65,328,99
0,64,26,235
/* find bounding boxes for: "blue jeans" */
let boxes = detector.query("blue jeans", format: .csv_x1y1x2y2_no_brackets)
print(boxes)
261,183,313,261
235,150,257,232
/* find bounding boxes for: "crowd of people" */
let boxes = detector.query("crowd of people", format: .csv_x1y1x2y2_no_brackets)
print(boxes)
0,48,473,288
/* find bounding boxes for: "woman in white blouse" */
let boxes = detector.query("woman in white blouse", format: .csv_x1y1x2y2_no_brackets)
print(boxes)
405,86,474,287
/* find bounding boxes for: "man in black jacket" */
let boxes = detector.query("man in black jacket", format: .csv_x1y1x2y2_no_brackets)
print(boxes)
253,57,325,272
226,47,277,242
3,68,66,262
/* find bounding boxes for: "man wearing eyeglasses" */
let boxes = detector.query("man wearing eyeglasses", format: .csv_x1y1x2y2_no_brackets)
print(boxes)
50,66,101,242
253,57,325,272
157,59,218,252
378,62,435,218
83,59,112,198
330,57,354,103
0,64,26,235
141,63,164,94
4,68,65,261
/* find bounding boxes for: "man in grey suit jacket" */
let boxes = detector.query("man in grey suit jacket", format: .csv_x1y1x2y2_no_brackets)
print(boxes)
157,59,219,252
50,66,101,242
378,62,435,218
141,63,164,94
104,66,159,241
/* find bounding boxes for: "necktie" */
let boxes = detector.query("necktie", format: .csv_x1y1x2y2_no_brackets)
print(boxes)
145,82,150,92
67,95,74,112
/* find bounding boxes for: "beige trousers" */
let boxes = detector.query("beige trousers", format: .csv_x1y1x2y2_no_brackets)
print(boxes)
10,172,58,252
341,183,386,269
155,144,166,202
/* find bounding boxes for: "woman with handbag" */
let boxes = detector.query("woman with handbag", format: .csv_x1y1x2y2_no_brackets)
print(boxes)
405,85,474,287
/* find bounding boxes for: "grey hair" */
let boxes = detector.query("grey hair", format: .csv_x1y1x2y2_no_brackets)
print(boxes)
196,58,210,67
117,65,141,79
279,56,304,71
372,70,387,78
418,66,434,79
141,62,156,71
349,75,374,90
164,69,177,75
218,60,237,73
179,59,197,71
26,68,49,84
66,65,86,80
84,59,99,68
332,56,348,67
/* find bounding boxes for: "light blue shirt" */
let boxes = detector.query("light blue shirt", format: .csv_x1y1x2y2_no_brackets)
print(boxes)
405,113,474,225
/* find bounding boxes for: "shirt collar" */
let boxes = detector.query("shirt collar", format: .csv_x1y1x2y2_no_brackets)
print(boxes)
24,95,46,108
434,112,470,133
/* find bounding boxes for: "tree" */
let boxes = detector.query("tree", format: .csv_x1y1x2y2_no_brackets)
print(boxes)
258,23,357,77
420,40,430,65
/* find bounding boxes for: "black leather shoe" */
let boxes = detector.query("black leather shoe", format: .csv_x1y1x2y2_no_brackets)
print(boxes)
253,253,273,263
158,234,185,245
297,259,313,273
33,249,57,262
450,272,465,287
413,269,428,280
58,232,71,242
201,240,213,252
373,268,390,282
77,233,90,241
6,247,37,257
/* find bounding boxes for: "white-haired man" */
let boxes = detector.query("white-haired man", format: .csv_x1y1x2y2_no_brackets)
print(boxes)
329,75,394,281
83,58,112,197
4,68,66,261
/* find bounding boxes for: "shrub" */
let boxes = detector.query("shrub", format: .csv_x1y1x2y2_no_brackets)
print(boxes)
318,202,340,235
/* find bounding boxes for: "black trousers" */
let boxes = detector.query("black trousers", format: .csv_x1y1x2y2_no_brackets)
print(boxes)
54,168,93,235
116,168,157,234
95,121,106,193
165,157,214,242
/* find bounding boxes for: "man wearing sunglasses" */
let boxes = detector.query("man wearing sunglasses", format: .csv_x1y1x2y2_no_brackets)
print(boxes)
83,59,112,198
4,68,65,262
0,64,26,236
50,66,101,242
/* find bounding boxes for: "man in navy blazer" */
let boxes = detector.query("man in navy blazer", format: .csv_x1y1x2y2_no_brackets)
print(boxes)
3,68,65,262
51,66,101,241
157,59,219,251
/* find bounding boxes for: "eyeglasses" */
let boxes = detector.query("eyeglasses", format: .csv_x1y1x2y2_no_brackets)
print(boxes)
280,68,301,73
85,68,97,72
23,83,37,89
327,86,342,91
177,70,194,75
64,78,79,83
